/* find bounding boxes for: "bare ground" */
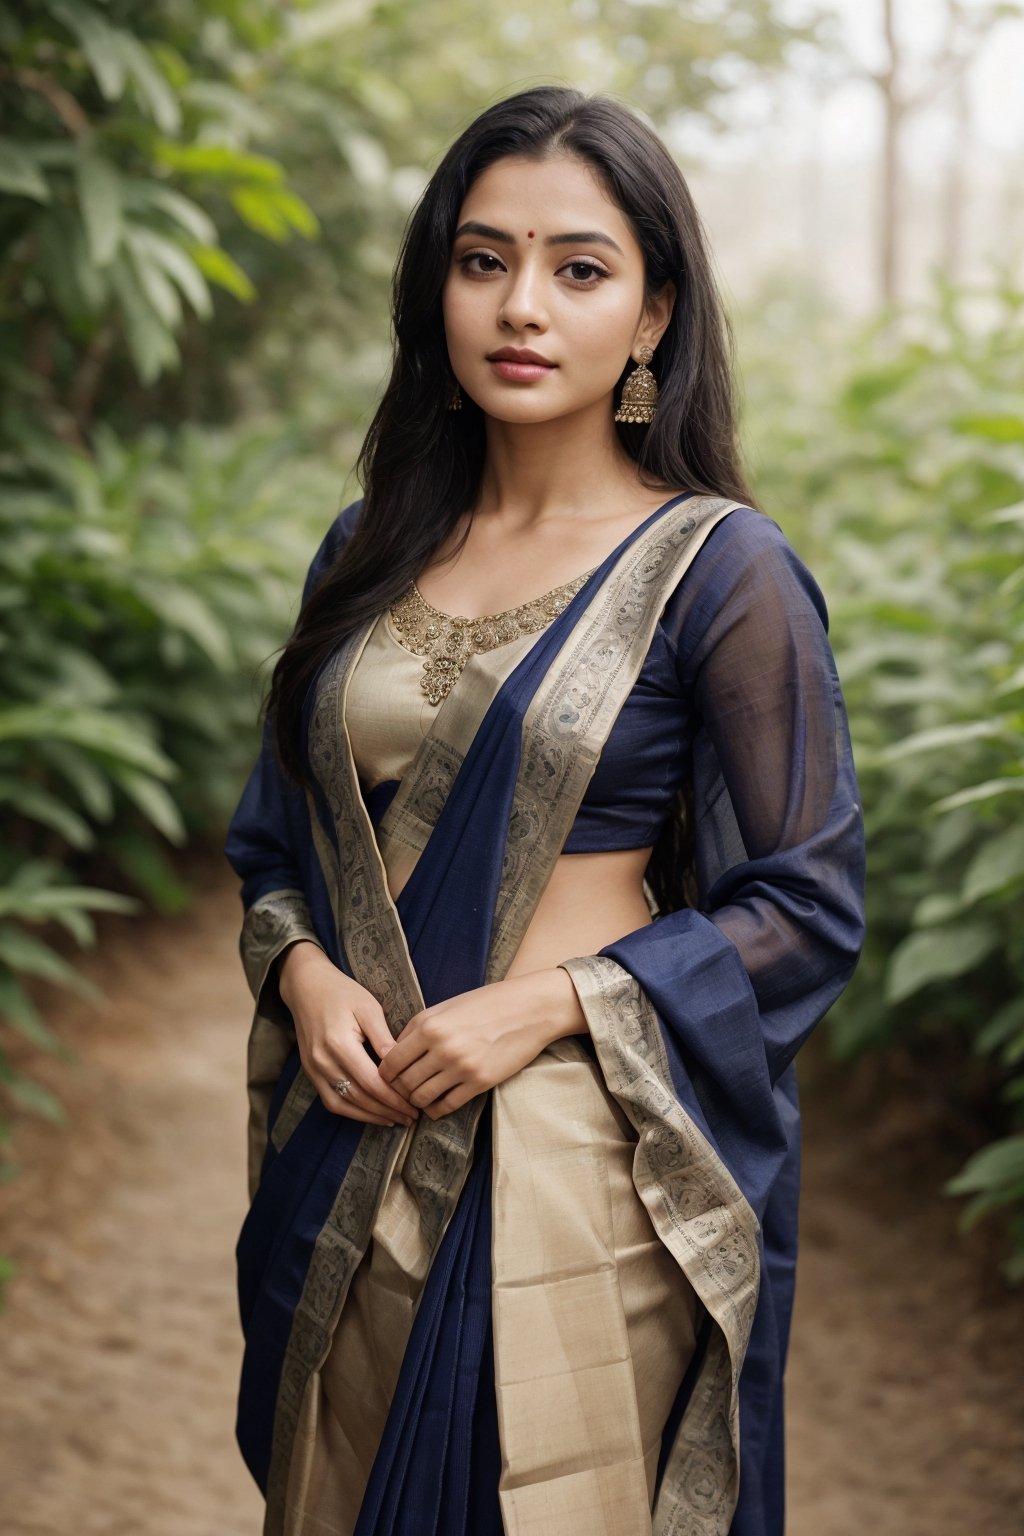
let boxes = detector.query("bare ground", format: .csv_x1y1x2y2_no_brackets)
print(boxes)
1,864,1021,1535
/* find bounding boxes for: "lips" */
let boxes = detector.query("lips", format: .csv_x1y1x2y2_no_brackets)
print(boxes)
486,347,556,366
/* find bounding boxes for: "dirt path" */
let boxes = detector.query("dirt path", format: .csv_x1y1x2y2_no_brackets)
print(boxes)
1,866,1022,1535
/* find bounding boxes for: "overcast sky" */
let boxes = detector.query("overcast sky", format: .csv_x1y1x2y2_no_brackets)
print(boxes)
656,0,1024,309
668,0,1024,169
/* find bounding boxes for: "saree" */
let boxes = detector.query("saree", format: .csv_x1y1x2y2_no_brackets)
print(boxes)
225,489,866,1536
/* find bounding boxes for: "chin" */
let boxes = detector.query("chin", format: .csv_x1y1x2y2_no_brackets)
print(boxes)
472,387,577,422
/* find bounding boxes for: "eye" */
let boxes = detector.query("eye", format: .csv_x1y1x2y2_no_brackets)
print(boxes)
558,259,610,287
457,252,506,276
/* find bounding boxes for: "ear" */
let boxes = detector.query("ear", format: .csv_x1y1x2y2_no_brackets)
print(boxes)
635,279,676,353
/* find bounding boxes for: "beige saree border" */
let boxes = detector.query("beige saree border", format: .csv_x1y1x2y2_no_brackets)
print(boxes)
375,615,550,886
249,494,750,1534
264,617,496,1534
240,888,324,1200
486,495,739,983
558,955,760,1536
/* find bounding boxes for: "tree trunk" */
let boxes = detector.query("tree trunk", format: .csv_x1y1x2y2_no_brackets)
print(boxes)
941,61,970,285
879,0,904,307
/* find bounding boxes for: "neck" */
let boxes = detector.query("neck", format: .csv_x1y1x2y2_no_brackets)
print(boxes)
475,400,657,530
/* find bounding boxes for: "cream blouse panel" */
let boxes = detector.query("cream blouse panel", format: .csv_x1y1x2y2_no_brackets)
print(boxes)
344,610,550,899
345,608,547,791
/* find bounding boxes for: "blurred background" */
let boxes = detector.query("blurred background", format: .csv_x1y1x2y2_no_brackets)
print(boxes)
1,2,1022,1533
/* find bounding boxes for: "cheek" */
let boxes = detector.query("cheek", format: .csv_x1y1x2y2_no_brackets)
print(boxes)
442,280,486,353
442,276,472,351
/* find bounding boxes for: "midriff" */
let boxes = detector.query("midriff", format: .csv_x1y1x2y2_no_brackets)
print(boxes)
509,847,655,975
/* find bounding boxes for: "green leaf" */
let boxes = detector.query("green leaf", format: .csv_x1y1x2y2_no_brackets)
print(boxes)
931,779,1024,813
37,742,115,822
230,186,291,242
962,827,1024,903
105,829,191,914
124,235,182,327
125,228,212,319
0,975,63,1053
108,766,186,844
0,929,97,999
113,254,179,381
264,186,319,240
190,244,255,303
76,152,123,266
110,31,181,133
126,184,216,244
0,139,51,202
880,720,1010,762
0,886,137,921
4,1077,65,1124
912,892,964,928
945,1135,1024,1196
994,665,1024,697
986,499,1024,526
954,415,1024,443
46,0,126,98
0,704,177,779
153,142,283,183
0,776,94,849
975,997,1024,1056
885,923,1001,1005
134,579,234,668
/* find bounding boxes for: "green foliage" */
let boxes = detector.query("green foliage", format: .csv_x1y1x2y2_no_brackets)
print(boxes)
0,0,336,1194
0,420,334,1171
0,0,319,426
743,281,1024,1278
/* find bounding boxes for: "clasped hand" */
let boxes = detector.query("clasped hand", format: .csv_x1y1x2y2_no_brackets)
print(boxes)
278,940,586,1127
380,971,582,1119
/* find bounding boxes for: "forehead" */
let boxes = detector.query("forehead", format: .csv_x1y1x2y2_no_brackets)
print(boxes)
457,153,632,241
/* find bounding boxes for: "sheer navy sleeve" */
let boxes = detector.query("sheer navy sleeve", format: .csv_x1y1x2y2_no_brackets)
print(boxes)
599,508,866,1091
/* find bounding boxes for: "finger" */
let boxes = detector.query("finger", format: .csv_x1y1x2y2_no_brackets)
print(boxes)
424,1082,479,1119
319,1077,412,1125
338,1077,416,1124
328,1099,405,1127
408,1068,462,1111
378,1033,429,1085
331,1042,418,1118
358,1005,399,1064
389,1054,443,1099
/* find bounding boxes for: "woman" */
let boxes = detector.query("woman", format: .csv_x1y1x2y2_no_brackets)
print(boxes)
225,86,866,1536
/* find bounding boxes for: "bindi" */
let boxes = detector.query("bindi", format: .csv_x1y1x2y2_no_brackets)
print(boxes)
527,230,534,238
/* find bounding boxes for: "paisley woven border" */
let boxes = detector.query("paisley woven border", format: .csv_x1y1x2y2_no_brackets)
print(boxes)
238,888,323,1199
263,623,484,1535
559,953,760,1536
486,496,740,981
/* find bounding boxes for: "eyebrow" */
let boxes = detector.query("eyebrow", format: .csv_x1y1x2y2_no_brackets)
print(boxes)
453,220,624,257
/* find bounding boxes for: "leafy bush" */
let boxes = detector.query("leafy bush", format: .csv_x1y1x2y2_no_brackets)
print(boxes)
0,0,332,1198
743,282,1024,1278
0,419,338,1179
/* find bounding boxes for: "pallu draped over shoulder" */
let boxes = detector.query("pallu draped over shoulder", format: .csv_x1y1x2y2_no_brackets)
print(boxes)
224,490,866,1536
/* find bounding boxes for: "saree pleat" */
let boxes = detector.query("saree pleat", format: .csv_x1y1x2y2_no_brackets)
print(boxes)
354,1121,500,1536
225,489,866,1536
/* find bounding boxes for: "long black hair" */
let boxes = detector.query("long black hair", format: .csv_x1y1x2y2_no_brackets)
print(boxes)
266,85,755,849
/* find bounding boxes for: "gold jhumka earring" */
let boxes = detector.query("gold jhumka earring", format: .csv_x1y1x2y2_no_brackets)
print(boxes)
447,376,462,411
614,344,658,425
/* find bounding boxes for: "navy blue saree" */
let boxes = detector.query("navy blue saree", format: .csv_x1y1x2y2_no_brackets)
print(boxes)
225,491,866,1535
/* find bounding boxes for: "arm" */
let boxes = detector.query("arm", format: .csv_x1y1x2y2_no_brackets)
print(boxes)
565,510,865,1099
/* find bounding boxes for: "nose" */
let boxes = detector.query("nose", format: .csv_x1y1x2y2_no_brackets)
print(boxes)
497,260,549,333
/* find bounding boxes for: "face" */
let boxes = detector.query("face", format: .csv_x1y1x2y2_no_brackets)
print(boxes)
441,153,674,425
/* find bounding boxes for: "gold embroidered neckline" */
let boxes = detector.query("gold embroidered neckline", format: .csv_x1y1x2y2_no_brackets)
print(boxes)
388,567,598,706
